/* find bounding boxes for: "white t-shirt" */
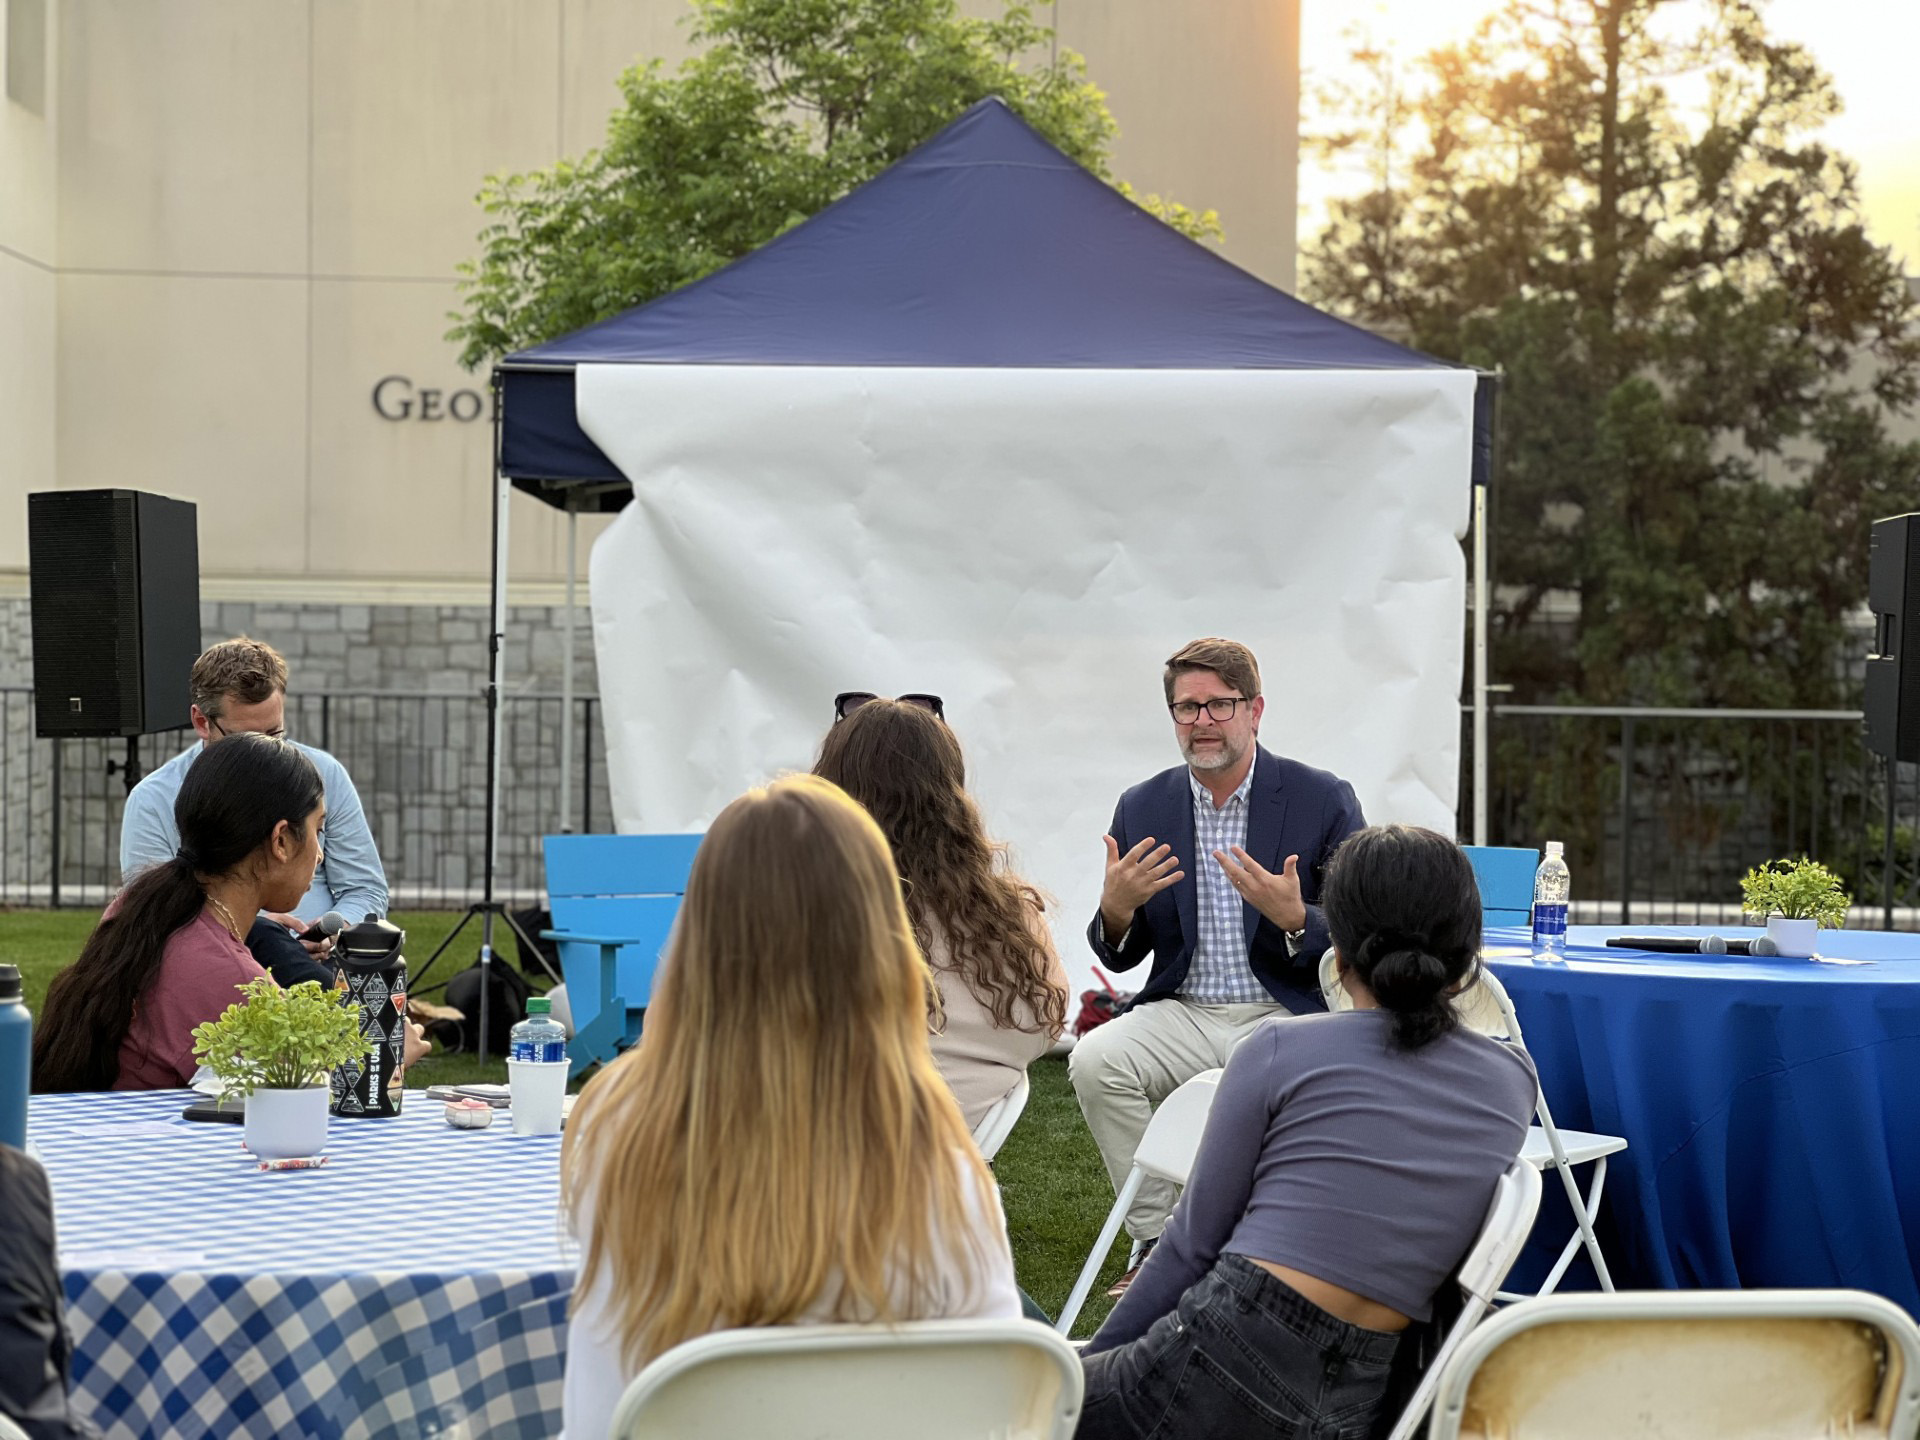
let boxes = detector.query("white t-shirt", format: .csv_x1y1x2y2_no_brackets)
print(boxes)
559,1153,1022,1440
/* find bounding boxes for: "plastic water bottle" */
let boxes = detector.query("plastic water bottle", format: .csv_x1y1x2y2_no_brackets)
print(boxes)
508,997,567,1064
0,964,30,1151
1531,841,1571,961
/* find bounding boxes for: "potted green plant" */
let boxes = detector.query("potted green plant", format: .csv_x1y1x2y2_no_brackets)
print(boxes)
192,978,372,1159
1739,858,1850,959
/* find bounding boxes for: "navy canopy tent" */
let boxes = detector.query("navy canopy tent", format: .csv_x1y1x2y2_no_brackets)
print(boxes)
497,97,1492,496
480,98,1498,916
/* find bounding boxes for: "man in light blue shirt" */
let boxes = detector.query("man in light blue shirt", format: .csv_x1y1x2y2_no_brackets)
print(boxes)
120,637,388,987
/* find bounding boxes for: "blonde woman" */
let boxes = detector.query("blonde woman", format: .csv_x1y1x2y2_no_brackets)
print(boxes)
558,776,1022,1438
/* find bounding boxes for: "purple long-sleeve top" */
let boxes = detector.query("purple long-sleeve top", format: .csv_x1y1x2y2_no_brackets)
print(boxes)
1086,1008,1537,1352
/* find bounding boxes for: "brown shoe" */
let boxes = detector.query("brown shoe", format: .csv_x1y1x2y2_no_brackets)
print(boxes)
1105,1238,1157,1299
1104,1264,1143,1300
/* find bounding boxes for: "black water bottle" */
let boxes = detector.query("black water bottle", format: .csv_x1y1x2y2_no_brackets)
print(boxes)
331,915,408,1118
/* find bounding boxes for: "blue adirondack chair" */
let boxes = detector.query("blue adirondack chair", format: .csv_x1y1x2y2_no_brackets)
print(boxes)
543,833,703,1077
1464,845,1540,930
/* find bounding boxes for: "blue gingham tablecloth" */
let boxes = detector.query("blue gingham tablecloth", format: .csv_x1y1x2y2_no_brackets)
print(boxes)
28,1089,577,1440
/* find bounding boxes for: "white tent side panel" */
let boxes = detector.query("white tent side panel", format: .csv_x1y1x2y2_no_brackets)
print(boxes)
579,364,1476,998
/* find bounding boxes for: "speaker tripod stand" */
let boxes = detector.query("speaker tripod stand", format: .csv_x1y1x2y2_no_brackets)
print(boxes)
106,734,144,794
48,736,147,909
409,396,561,1065
409,902,561,1058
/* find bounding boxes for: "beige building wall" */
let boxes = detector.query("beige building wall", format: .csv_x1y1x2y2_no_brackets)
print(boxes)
0,0,57,574
4,0,1300,598
1052,0,1299,293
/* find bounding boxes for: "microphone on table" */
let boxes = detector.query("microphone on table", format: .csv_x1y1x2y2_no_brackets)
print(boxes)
1605,934,1779,957
298,911,347,944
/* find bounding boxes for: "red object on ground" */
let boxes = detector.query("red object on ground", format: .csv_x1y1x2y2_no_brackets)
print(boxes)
1074,966,1132,1037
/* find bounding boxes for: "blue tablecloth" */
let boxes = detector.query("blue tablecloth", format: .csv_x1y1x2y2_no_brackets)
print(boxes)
1483,925,1920,1310
27,1089,575,1440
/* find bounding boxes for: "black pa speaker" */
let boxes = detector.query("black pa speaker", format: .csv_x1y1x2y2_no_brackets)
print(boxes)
1865,512,1920,763
27,489,201,738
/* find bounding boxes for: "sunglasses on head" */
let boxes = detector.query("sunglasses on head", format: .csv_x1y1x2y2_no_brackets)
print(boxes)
834,691,946,722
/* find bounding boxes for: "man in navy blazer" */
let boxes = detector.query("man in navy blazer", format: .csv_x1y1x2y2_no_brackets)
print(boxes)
1070,638,1366,1289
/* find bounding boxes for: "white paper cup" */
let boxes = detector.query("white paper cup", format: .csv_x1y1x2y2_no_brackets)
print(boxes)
507,1060,568,1136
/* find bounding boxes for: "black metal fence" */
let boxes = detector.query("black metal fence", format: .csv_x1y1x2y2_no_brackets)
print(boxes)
0,688,611,908
4,690,1915,927
1467,705,1916,928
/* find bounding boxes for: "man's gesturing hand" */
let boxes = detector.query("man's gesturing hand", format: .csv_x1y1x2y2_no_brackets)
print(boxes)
1212,847,1307,933
1101,835,1184,938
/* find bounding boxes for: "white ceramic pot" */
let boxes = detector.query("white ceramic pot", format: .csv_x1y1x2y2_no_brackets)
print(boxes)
1765,916,1819,959
244,1085,331,1159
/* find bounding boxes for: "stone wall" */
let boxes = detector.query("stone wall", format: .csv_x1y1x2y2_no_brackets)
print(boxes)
0,597,610,907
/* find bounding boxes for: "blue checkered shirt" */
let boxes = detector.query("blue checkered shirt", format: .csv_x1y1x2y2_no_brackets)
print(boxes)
1179,764,1271,1003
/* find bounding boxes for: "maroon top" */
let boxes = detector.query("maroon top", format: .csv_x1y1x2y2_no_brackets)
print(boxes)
114,908,266,1090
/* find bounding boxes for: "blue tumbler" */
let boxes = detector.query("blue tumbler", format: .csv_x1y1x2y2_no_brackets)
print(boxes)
0,964,30,1151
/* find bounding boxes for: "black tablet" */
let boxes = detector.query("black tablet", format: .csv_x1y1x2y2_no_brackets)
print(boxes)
181,1099,245,1125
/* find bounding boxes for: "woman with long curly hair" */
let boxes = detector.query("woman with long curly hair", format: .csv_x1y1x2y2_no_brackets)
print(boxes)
813,698,1068,1131
558,776,1020,1439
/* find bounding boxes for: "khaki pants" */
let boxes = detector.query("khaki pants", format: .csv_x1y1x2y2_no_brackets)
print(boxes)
1068,996,1285,1245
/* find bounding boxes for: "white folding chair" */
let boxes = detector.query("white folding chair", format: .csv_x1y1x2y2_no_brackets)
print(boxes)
605,1318,1084,1440
971,1070,1030,1162
1053,1068,1221,1336
1474,968,1625,1296
1424,1289,1920,1439
1317,951,1625,1295
0,1414,30,1440
1381,1158,1543,1440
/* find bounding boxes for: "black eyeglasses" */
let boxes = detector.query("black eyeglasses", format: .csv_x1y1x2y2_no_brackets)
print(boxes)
1169,696,1249,725
209,716,288,740
834,692,946,722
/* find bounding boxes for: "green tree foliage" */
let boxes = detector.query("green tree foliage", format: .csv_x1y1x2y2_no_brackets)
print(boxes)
1307,0,1920,708
450,0,1219,369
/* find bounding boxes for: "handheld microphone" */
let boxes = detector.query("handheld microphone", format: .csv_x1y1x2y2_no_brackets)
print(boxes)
1605,934,1778,956
299,911,347,943
1606,934,1727,954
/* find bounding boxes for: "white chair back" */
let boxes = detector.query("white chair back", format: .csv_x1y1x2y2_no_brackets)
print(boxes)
1426,1289,1920,1440
1456,1159,1544,1305
1381,1158,1542,1440
1130,1067,1221,1184
606,1318,1085,1440
1316,949,1508,1037
971,1071,1030,1162
1472,965,1524,1043
1053,1068,1222,1335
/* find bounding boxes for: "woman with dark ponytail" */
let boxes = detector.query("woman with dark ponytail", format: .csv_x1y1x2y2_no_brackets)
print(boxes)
32,733,327,1093
1078,825,1537,1440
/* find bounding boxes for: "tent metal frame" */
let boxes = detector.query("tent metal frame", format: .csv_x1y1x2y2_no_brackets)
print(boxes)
409,373,560,1062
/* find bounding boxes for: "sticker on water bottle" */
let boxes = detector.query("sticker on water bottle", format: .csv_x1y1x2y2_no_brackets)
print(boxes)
1531,902,1568,937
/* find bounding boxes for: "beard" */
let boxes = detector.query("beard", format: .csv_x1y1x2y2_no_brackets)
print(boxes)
1181,732,1244,772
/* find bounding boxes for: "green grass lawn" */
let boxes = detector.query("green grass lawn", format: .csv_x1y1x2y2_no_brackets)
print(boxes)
1,907,1129,1336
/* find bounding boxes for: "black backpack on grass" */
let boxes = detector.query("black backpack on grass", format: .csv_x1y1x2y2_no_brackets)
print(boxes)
439,961,531,1056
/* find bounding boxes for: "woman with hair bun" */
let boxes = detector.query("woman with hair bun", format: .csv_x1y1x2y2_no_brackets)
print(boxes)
1077,824,1537,1440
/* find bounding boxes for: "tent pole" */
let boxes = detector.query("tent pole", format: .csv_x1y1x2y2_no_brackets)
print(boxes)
559,505,577,834
478,374,511,1063
1472,478,1489,847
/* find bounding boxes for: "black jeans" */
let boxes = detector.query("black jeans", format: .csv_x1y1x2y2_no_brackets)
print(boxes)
1078,1255,1402,1440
